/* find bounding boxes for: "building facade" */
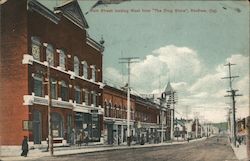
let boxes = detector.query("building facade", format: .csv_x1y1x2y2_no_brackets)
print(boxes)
0,0,104,153
103,85,171,145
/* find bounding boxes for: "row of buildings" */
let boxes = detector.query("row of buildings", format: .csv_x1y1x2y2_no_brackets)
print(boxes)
0,0,175,154
173,118,217,141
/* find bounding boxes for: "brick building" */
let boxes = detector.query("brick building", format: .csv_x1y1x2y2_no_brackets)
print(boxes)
0,0,104,153
103,85,171,145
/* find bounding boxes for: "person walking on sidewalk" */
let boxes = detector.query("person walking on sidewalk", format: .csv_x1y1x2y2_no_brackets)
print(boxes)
84,134,89,146
76,131,82,147
21,136,29,157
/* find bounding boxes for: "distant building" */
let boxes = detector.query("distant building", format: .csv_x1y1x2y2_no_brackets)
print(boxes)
103,85,172,145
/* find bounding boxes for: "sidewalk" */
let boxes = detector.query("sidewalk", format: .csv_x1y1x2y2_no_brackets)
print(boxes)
1,137,207,161
231,144,248,161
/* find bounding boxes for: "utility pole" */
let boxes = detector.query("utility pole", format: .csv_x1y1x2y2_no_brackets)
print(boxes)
119,57,139,146
222,62,242,147
47,60,53,156
170,91,177,141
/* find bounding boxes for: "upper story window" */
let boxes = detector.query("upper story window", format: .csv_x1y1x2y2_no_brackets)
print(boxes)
51,78,57,99
61,81,68,101
92,91,97,107
74,86,81,104
74,56,79,76
59,50,66,69
46,44,54,66
33,73,43,97
84,89,89,105
82,61,88,79
91,65,96,82
31,37,41,61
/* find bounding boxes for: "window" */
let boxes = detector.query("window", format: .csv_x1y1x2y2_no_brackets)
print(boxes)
61,81,68,101
46,44,54,66
104,101,107,117
83,61,88,79
108,103,112,117
91,65,96,82
33,74,43,97
84,90,89,105
31,37,41,61
92,91,96,107
59,50,66,69
75,86,81,104
51,78,57,99
74,56,79,76
51,112,63,137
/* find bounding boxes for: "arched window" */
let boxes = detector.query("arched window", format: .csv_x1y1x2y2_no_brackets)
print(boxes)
31,36,41,61
74,56,79,76
46,44,54,66
114,104,117,118
82,61,88,79
74,86,81,104
59,50,66,69
108,102,112,117
61,81,68,101
104,101,107,117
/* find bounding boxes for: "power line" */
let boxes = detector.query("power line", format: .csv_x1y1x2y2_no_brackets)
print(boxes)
222,62,242,147
119,56,139,146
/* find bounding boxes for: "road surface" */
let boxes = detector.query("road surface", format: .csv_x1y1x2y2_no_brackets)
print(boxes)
30,135,238,161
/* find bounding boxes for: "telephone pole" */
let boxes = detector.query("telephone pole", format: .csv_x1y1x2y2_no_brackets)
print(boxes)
119,57,139,146
222,62,242,147
47,60,53,156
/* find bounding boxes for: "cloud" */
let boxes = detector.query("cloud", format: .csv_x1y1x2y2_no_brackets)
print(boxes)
103,45,249,122
129,45,201,93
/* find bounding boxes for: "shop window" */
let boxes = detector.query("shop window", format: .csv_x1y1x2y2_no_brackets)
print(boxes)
61,81,68,101
31,36,41,61
75,86,81,104
51,78,57,99
46,44,54,66
83,61,88,79
59,50,66,69
51,112,63,137
33,74,43,97
74,56,79,76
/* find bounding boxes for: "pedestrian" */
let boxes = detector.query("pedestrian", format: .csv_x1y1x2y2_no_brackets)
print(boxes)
76,131,82,147
81,131,85,145
71,128,75,145
85,134,89,146
140,134,145,145
21,136,29,157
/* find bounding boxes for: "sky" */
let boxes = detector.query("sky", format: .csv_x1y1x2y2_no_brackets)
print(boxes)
40,0,249,123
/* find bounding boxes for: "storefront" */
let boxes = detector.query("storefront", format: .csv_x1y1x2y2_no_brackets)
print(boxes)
75,112,101,142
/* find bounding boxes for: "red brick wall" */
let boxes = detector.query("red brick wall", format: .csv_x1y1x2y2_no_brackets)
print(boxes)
103,86,135,119
28,10,102,82
0,0,103,146
0,0,29,145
